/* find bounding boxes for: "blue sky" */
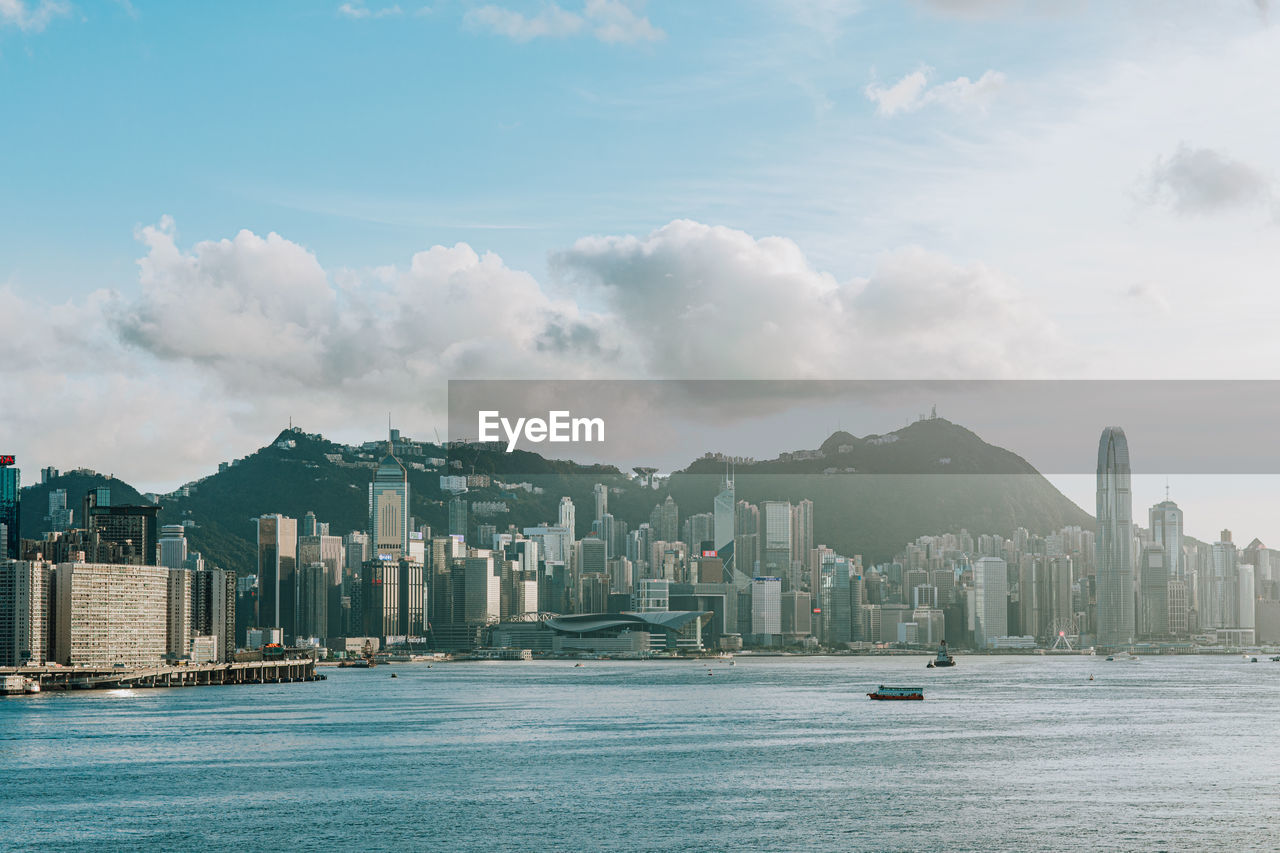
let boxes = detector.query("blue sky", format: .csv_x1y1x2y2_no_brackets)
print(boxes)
4,0,1280,542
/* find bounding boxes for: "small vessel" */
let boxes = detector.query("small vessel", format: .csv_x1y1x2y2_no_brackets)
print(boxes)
574,662,583,668
24,679,40,694
867,685,924,701
390,672,398,678
1105,655,1114,661
928,640,956,669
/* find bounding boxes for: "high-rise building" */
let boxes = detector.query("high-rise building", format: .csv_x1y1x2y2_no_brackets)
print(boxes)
84,490,161,566
1206,531,1238,630
0,458,19,561
761,501,792,580
558,496,576,539
713,472,736,586
53,562,169,667
1095,427,1134,647
370,445,410,558
448,498,468,542
166,567,193,659
650,496,678,543
158,524,189,569
792,500,814,579
191,566,236,662
0,559,48,666
751,576,783,639
256,514,298,640
972,556,1008,648
1138,544,1169,638
593,483,608,525
46,488,73,534
464,552,501,624
1149,500,1184,580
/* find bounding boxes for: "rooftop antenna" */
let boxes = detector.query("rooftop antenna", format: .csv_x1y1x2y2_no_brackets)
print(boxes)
1165,478,1170,501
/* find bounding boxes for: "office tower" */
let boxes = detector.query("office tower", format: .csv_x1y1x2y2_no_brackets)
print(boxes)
596,513,616,560
1238,562,1256,632
397,556,426,637
1095,427,1134,647
781,590,812,638
301,510,318,537
166,567,193,659
0,559,48,666
1206,532,1238,629
448,498,468,542
256,514,298,640
84,489,161,566
46,488,72,533
792,500,814,578
762,501,792,579
751,576,783,638
361,556,399,638
464,552,501,624
973,556,1008,648
650,496,679,543
370,446,410,558
580,573,610,613
713,472,736,585
0,458,18,561
299,530,344,639
297,562,328,641
1167,578,1189,636
558,496,576,539
683,512,713,556
1149,500,1184,580
578,537,607,575
593,483,608,525
158,524,189,569
1138,545,1169,638
52,562,168,667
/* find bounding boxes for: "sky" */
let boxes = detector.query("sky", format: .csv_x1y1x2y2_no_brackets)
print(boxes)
3,0,1280,542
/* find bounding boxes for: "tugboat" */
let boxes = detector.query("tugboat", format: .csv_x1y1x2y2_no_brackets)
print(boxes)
927,640,956,669
867,685,924,701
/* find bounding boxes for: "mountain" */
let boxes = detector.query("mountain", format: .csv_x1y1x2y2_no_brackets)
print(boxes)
19,470,152,540
19,417,1094,574
668,417,1095,562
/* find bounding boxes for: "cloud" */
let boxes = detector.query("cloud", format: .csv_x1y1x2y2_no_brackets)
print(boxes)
0,0,70,32
915,0,1016,17
5,217,1055,487
337,2,402,19
1144,144,1272,215
865,67,1005,116
465,0,663,44
551,220,1057,378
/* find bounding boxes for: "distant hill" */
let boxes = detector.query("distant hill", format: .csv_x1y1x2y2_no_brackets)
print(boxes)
19,417,1094,574
19,471,152,541
669,418,1095,562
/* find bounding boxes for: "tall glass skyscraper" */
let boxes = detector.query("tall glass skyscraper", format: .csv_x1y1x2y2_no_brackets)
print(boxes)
1149,499,1184,580
1095,427,1134,647
0,459,19,561
713,472,736,587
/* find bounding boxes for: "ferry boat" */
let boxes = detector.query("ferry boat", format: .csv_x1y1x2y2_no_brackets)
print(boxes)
927,640,956,668
867,685,924,701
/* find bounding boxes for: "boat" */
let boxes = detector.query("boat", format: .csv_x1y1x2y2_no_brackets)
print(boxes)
927,640,956,669
24,679,40,694
867,685,924,701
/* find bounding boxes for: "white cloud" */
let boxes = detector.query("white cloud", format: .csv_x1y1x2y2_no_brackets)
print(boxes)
1126,282,1172,315
0,0,70,32
3,217,1063,486
1144,144,1272,215
551,220,1058,378
865,67,1006,116
337,2,402,19
465,0,662,44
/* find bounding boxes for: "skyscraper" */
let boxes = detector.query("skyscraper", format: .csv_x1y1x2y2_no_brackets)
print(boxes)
972,556,1008,648
1138,544,1169,638
448,498,468,542
369,444,410,558
593,483,608,525
1095,427,1134,647
256,514,298,639
762,501,792,580
558,496,576,539
650,496,678,543
1149,499,1183,580
713,471,736,585
158,524,189,569
0,458,18,561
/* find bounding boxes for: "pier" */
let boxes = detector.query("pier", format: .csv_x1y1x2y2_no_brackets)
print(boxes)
1,657,323,692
